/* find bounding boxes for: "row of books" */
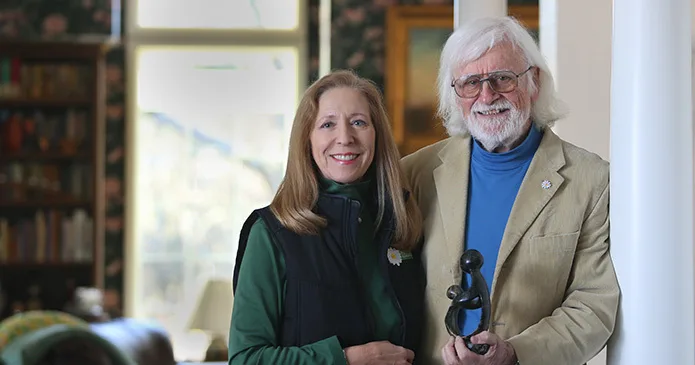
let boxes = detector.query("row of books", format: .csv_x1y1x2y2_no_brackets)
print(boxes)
0,209,93,263
0,108,91,154
0,58,91,99
0,162,92,202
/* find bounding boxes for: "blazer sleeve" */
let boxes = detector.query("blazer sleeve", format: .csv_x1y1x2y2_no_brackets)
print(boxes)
507,182,620,365
228,219,346,365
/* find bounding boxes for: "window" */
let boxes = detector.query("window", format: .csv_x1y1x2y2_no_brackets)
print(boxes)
125,2,306,361
137,0,299,30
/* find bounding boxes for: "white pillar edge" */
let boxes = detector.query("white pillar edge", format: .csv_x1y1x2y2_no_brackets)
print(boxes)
453,0,506,29
607,0,695,363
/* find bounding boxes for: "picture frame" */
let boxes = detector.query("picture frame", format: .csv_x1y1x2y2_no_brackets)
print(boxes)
385,5,539,156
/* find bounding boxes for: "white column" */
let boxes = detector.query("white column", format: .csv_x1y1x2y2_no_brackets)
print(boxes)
608,1,694,365
540,0,612,160
453,0,505,28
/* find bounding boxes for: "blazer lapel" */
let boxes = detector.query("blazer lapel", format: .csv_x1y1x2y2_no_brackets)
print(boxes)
491,129,566,293
433,135,471,282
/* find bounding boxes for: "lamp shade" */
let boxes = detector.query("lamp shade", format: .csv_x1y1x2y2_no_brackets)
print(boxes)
187,278,234,337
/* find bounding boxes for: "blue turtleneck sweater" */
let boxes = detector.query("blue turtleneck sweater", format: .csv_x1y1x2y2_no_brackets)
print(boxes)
459,125,543,336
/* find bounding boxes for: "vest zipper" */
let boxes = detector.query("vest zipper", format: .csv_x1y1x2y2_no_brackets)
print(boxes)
380,229,407,346
346,199,376,339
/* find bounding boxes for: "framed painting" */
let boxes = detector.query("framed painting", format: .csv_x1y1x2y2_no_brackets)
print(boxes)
385,5,539,156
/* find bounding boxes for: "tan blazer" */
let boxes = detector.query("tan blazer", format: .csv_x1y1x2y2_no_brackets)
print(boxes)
401,129,619,365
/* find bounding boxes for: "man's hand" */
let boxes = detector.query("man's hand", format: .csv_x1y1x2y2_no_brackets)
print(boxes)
344,340,415,365
441,331,517,365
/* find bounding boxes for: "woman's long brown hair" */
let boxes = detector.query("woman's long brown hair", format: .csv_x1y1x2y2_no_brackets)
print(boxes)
269,70,422,250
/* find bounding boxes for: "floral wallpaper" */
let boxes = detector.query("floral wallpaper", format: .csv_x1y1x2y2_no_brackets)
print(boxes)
308,0,320,83
0,0,125,317
103,46,125,317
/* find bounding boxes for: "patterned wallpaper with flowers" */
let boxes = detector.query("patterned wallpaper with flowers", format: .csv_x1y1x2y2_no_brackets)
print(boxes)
0,0,126,317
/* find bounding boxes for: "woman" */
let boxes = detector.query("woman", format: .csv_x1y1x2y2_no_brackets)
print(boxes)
229,70,424,365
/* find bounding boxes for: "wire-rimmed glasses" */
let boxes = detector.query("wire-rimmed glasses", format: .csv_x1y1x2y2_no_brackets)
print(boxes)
451,66,533,98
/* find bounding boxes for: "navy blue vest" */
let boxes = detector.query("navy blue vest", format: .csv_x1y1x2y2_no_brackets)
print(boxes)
234,193,424,354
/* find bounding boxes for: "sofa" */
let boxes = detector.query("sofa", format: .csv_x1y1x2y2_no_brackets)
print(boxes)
89,318,179,365
91,319,227,365
0,314,222,365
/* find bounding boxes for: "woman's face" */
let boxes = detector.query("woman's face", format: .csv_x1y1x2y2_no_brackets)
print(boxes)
310,87,376,184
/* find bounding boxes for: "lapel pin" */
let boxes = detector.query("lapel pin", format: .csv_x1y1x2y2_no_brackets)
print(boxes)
541,180,552,189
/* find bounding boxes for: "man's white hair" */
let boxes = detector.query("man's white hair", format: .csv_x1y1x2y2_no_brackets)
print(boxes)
437,16,568,136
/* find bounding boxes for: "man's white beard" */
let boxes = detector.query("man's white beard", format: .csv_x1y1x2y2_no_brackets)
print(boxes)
464,99,531,152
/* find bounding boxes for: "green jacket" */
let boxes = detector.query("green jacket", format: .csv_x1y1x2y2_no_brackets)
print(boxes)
228,178,402,364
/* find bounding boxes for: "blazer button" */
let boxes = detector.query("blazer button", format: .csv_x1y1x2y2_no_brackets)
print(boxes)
358,217,362,223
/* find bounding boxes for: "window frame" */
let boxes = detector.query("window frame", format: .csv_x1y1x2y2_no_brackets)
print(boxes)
123,0,308,341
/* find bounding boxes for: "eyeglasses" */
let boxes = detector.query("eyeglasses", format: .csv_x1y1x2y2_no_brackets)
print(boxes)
451,66,534,98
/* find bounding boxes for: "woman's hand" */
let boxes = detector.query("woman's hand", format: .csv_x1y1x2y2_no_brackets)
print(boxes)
441,332,517,365
344,340,415,365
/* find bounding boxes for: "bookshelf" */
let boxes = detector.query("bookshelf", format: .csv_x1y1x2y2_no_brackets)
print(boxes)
0,41,105,320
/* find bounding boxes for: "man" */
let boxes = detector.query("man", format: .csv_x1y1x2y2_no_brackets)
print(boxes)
401,16,619,365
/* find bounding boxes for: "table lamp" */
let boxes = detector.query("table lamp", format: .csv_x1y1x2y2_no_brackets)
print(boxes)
187,278,234,362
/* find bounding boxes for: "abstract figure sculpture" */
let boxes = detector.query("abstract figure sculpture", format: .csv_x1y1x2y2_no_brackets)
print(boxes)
444,249,491,355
